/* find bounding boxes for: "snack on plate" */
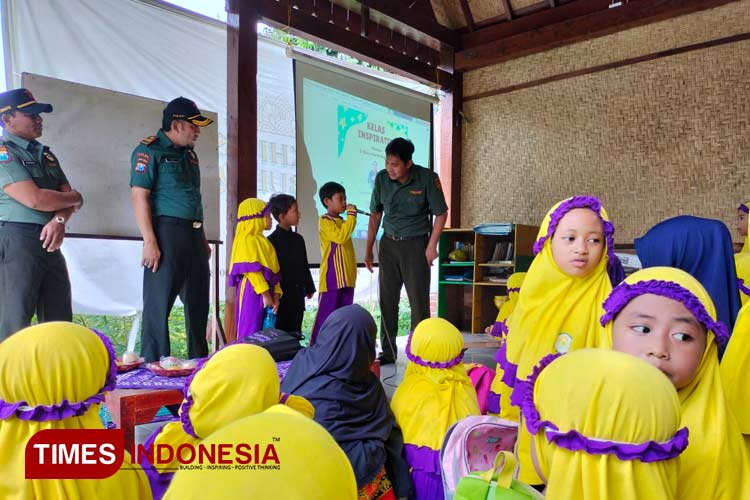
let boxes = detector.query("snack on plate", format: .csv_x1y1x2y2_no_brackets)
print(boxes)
121,351,140,364
180,359,198,370
160,356,182,369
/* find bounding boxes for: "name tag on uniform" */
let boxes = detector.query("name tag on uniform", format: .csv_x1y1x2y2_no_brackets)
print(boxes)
22,160,37,166
163,158,180,163
410,190,423,196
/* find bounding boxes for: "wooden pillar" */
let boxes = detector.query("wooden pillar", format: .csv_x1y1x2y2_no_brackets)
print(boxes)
225,0,258,341
439,71,463,228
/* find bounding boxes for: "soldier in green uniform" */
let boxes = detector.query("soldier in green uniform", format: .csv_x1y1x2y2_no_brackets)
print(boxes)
0,88,84,340
130,97,213,362
365,138,448,364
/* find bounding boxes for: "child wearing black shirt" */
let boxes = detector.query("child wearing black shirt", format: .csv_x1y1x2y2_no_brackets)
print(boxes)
268,194,316,333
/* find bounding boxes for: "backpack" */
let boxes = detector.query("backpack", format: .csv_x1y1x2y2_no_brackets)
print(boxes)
242,328,304,361
454,451,544,500
440,415,518,500
465,363,496,414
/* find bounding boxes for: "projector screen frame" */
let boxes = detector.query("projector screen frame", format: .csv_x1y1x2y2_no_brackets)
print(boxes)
292,56,437,267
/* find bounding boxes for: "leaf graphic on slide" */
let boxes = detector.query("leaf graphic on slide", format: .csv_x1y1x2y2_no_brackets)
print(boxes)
337,105,368,157
387,120,409,137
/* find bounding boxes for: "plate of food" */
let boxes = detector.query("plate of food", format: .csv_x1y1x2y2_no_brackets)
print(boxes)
116,351,145,373
146,356,199,377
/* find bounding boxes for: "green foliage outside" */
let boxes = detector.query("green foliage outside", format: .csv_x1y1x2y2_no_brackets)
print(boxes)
259,25,381,71
71,300,413,358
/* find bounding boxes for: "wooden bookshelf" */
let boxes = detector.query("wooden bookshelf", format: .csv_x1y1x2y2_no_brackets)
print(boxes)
437,225,538,333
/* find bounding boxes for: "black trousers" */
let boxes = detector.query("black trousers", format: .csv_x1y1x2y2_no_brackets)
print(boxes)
0,223,72,341
141,218,209,362
275,283,306,333
378,236,431,360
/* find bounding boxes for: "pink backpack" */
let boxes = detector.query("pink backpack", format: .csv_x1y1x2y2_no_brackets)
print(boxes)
440,415,518,500
465,363,496,414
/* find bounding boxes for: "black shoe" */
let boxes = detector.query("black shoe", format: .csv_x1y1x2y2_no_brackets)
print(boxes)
377,353,395,365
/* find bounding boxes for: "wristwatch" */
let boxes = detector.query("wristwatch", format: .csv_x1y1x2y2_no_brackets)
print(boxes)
55,216,66,225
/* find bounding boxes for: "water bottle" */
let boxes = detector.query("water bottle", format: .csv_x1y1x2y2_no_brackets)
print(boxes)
262,306,276,329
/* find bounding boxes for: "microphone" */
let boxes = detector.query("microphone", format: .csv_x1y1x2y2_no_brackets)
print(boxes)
355,209,371,217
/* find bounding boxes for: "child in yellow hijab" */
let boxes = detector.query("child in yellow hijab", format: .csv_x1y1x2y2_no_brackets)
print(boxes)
486,272,526,339
391,317,480,500
522,348,688,499
489,196,615,483
722,298,750,452
602,267,750,500
228,198,283,340
140,343,313,499
735,253,750,306
737,202,748,253
0,322,152,499
163,405,358,499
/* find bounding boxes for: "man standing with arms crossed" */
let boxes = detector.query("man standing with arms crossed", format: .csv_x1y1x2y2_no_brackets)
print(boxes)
130,97,213,362
364,138,448,364
0,88,83,340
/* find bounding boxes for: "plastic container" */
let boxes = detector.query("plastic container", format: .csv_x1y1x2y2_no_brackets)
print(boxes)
262,306,277,329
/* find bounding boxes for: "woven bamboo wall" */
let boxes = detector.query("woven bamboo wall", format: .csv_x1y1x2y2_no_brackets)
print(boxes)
461,1,750,244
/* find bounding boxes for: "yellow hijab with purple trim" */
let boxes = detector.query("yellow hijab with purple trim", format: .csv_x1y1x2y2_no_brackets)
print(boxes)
722,300,750,451
228,198,280,288
490,272,526,337
735,253,750,306
491,197,613,420
145,344,313,474
602,267,750,500
0,322,151,499
527,349,685,500
391,318,480,450
496,196,615,484
740,202,749,253
163,405,357,500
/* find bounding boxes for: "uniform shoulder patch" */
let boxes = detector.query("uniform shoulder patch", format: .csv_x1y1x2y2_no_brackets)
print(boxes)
134,152,150,174
0,145,11,163
140,135,158,146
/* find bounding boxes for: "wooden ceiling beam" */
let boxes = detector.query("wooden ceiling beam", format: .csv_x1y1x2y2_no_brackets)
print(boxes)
258,0,453,88
462,0,611,49
459,0,477,31
456,0,742,71
358,0,460,47
512,1,553,16
501,0,515,21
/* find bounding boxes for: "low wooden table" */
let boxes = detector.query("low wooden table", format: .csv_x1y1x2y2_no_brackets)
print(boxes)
462,332,503,350
105,388,183,458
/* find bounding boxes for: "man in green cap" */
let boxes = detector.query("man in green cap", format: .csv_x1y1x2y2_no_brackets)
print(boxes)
365,137,448,364
0,88,84,340
130,97,214,362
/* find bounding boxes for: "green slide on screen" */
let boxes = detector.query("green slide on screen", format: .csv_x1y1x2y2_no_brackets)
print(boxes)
303,78,431,240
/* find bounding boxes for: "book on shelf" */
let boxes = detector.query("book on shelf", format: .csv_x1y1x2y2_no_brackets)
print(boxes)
445,270,473,282
489,241,515,262
504,242,514,261
486,276,508,284
490,242,502,261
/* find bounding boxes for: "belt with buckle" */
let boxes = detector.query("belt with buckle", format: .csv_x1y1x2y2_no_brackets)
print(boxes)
383,233,427,241
156,216,203,229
